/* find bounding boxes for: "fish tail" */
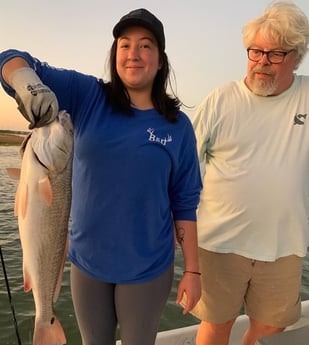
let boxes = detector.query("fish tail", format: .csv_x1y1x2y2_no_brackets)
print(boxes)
33,315,66,345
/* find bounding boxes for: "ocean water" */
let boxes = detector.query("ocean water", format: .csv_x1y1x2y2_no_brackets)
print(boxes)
0,145,309,345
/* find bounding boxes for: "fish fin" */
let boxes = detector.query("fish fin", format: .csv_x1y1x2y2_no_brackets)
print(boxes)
24,281,32,293
23,266,32,292
38,176,53,206
53,235,69,303
6,167,21,180
33,315,66,345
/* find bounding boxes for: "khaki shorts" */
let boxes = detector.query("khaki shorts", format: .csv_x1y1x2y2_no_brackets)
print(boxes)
190,248,302,328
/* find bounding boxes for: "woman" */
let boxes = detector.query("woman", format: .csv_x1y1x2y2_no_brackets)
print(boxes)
0,8,202,345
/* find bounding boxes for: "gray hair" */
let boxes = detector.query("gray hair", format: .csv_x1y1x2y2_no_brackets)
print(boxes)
242,1,309,65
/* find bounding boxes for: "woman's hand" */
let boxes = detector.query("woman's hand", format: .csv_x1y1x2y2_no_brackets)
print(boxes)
9,67,58,129
176,271,201,314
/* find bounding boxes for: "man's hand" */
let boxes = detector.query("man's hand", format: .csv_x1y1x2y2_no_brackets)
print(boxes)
10,67,58,129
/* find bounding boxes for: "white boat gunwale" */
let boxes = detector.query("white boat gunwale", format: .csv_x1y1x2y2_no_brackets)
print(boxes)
115,300,309,345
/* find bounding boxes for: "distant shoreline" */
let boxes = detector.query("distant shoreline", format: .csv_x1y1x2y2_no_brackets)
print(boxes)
0,133,25,146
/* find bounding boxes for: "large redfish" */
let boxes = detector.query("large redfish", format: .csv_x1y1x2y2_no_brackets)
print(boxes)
8,111,73,345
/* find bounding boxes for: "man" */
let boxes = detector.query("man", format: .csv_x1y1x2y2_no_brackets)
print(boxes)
192,2,309,345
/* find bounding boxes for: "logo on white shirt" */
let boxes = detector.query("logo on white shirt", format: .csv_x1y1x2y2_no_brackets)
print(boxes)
293,113,307,125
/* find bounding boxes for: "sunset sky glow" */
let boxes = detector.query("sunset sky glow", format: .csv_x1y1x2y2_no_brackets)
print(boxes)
1,0,309,130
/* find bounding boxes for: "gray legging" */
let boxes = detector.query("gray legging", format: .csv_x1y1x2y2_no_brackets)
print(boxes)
70,263,174,345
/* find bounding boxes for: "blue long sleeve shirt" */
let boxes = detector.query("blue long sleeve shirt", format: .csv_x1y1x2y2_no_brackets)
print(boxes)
0,49,202,283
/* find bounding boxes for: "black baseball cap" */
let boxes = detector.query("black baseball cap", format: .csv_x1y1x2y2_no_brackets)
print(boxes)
113,8,165,50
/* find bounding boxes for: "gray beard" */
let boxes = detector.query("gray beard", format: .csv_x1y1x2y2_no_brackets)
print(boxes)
249,77,278,96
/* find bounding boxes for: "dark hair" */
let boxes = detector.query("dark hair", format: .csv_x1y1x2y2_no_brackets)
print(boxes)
103,39,181,123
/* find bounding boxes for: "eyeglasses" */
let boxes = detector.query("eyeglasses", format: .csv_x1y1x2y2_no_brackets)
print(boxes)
247,48,294,64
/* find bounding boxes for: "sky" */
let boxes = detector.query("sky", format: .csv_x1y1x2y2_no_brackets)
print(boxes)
1,0,309,130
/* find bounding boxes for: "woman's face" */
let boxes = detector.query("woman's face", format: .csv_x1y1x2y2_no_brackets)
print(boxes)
116,26,161,94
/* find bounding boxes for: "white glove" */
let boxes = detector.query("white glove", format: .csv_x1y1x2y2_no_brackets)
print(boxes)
9,67,59,129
